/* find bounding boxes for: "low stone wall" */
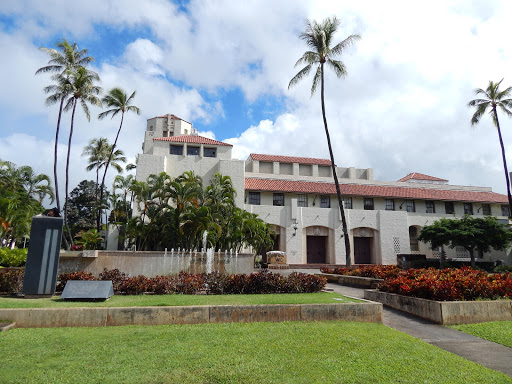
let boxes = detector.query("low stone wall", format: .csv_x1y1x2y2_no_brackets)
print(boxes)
0,302,382,328
365,289,512,325
319,274,382,288
58,250,254,277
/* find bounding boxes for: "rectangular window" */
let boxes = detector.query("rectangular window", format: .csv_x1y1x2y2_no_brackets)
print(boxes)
203,147,216,158
364,198,374,210
385,199,395,211
502,205,510,217
273,193,284,206
425,201,435,213
343,196,352,209
248,192,260,205
482,204,491,216
297,194,308,207
464,203,473,215
320,196,330,208
187,146,200,156
406,200,415,213
445,201,455,214
163,131,168,137
170,145,183,155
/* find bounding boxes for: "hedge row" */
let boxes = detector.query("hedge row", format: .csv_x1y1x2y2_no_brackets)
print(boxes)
378,267,512,301
320,265,402,280
1,269,327,295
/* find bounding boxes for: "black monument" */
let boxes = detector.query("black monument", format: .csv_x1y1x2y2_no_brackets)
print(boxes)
22,215,63,297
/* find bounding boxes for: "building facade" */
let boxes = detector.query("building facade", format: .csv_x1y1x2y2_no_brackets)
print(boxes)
135,114,512,265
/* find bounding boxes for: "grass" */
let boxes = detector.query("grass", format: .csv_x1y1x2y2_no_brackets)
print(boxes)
1,321,510,383
451,321,512,348
0,292,359,308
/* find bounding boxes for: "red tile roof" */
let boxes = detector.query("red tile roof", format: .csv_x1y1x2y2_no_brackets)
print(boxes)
398,172,448,182
154,135,232,146
245,178,508,204
250,153,333,166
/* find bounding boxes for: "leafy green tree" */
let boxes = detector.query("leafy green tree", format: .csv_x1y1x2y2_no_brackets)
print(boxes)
36,39,94,215
468,79,512,215
75,229,103,250
65,180,98,239
0,160,50,247
62,67,102,245
97,88,140,217
289,17,360,265
418,215,512,267
82,138,126,230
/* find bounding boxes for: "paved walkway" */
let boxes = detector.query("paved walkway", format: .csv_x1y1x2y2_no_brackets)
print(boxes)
282,269,512,377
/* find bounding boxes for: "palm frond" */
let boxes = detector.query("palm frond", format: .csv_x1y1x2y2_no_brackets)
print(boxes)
310,66,322,96
470,102,489,126
331,34,361,56
294,51,319,67
326,59,347,79
288,64,312,89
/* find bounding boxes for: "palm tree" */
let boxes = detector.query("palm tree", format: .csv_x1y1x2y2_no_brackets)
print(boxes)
97,88,140,217
288,17,360,265
468,79,512,215
36,39,94,215
62,67,102,245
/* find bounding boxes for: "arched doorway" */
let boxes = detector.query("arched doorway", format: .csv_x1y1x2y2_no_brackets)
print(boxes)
409,226,421,253
305,226,331,264
352,227,378,264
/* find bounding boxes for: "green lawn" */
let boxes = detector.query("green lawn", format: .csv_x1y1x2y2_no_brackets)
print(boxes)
1,321,510,384
451,321,512,348
0,292,359,308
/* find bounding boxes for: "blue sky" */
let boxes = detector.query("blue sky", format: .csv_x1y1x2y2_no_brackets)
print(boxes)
1,0,512,204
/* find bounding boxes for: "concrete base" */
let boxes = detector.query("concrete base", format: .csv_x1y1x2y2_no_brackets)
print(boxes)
365,290,512,324
0,302,382,328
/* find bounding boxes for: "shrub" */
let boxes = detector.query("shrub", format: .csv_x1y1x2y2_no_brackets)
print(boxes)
56,271,95,292
0,269,24,293
321,265,402,280
148,275,177,294
0,248,28,267
494,264,512,273
99,268,126,291
175,272,205,294
286,272,327,293
378,267,512,301
118,275,151,295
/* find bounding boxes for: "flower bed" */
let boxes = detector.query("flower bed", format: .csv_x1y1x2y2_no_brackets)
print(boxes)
320,265,402,280
2,269,327,295
378,267,512,301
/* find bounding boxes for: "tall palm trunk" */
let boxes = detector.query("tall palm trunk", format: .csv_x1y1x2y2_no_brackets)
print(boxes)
493,107,512,216
54,96,69,249
64,99,78,247
320,63,351,265
95,167,100,231
99,111,125,231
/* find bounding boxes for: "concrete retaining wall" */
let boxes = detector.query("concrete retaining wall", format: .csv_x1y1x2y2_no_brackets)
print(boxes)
365,290,512,324
319,274,382,288
0,302,382,328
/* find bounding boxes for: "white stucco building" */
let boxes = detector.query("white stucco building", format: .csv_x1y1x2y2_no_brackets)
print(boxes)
136,114,512,265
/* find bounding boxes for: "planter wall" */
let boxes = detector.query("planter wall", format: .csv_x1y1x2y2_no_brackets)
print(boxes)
365,289,512,325
0,302,382,328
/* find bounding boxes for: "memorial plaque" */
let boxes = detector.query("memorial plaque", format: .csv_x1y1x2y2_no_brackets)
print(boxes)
61,280,114,301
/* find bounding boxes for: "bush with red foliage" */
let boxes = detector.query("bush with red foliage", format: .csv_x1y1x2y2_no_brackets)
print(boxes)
378,267,512,301
118,275,151,295
56,271,95,292
99,268,126,291
0,268,24,293
321,265,402,280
